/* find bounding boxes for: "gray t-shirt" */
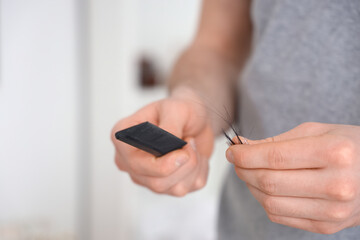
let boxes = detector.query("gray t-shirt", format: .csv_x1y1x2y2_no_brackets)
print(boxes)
218,0,360,239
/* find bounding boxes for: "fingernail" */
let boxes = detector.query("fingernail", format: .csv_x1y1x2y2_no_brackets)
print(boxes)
226,149,234,162
175,155,188,167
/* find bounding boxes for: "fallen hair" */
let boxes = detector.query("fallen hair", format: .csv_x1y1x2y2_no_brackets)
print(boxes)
189,98,244,146
222,105,243,145
222,129,236,145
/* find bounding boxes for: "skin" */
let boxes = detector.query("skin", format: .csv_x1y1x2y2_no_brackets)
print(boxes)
111,90,215,196
111,0,252,197
226,122,360,234
111,0,360,234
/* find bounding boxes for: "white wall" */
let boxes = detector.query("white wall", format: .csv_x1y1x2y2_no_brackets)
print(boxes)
0,1,231,239
89,1,230,239
0,0,79,239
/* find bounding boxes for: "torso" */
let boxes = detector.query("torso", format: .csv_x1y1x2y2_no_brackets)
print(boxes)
218,0,360,239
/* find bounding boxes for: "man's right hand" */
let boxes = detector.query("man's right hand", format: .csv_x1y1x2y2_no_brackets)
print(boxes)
111,88,214,197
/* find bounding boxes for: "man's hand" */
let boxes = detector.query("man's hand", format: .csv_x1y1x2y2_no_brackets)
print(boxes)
226,122,360,234
111,88,214,197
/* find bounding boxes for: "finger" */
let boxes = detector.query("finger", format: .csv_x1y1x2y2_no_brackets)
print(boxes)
167,142,210,196
130,156,197,193
110,103,162,143
248,185,354,222
191,154,209,191
167,158,202,197
235,168,336,200
129,140,199,193
114,153,128,171
111,108,191,177
240,122,333,145
266,214,345,234
114,140,191,177
130,101,162,125
231,135,250,145
157,101,188,138
227,135,328,169
189,139,210,191
157,99,208,138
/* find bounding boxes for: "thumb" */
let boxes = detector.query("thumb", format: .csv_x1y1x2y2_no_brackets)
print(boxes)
243,122,333,145
157,101,189,139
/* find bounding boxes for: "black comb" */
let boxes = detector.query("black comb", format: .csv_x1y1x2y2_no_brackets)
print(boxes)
115,121,187,157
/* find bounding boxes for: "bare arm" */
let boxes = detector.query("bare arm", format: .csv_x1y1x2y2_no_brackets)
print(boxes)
169,0,252,134
111,0,252,196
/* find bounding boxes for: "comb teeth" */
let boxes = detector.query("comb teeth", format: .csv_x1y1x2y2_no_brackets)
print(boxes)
115,121,187,157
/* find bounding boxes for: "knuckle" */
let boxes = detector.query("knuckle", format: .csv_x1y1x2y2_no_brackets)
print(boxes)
115,162,126,172
299,122,321,130
267,147,286,169
267,214,281,223
297,122,326,137
129,174,141,185
234,167,244,179
114,157,127,172
328,138,356,167
328,179,356,201
194,176,207,190
327,205,352,221
171,184,188,197
258,174,277,195
263,196,279,214
158,163,173,177
258,136,276,144
314,223,339,235
128,159,142,175
188,156,198,169
149,179,168,193
263,136,277,143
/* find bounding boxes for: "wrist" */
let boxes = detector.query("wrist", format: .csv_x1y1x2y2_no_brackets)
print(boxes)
169,85,224,135
170,85,203,102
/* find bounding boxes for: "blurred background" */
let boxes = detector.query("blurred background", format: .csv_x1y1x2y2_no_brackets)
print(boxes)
0,0,231,239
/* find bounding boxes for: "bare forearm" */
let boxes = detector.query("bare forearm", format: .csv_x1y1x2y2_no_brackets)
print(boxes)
167,0,252,134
